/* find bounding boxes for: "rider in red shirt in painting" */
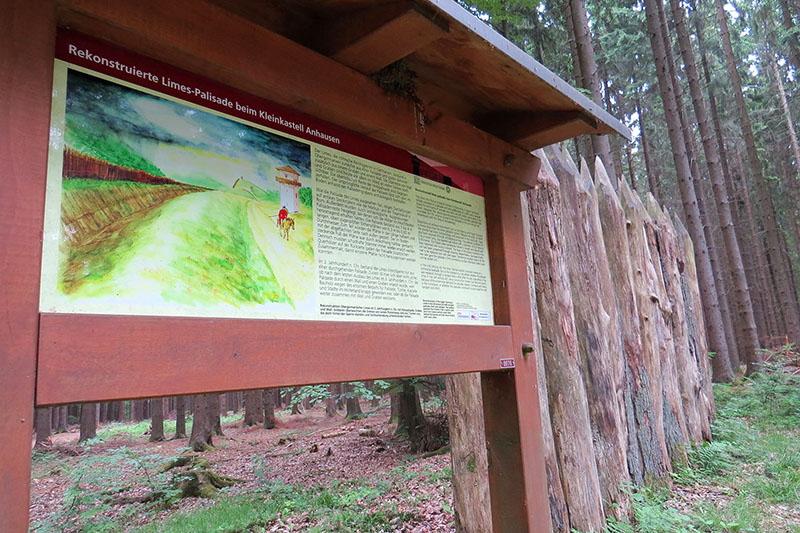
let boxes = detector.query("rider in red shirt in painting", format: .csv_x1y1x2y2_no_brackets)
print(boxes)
277,206,288,227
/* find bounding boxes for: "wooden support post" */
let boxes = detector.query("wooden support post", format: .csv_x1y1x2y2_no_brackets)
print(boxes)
482,173,551,533
0,2,54,530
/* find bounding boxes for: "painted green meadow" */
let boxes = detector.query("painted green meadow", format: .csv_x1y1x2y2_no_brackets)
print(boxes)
61,187,290,307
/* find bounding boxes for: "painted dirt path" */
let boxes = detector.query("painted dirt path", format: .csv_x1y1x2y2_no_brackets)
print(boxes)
56,190,289,310
247,201,315,309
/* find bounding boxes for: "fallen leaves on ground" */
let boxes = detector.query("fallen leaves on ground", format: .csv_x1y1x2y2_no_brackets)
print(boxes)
29,404,456,532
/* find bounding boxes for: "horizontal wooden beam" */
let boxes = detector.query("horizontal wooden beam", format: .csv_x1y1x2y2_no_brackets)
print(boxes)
317,1,449,74
478,110,599,151
37,314,514,405
205,0,315,45
58,0,539,187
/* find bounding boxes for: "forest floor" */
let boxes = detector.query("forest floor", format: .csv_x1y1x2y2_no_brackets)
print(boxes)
29,403,455,532
29,361,800,532
609,353,800,533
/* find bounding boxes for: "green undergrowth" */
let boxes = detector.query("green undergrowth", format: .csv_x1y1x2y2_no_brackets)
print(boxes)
134,459,449,532
97,412,243,441
141,460,450,533
31,426,451,532
606,348,800,532
31,447,188,532
134,480,420,533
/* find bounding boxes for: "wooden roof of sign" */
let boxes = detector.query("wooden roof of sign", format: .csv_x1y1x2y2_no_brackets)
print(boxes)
208,0,631,151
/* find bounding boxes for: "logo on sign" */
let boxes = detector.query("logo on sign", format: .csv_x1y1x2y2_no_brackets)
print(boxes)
457,309,490,321
499,358,515,369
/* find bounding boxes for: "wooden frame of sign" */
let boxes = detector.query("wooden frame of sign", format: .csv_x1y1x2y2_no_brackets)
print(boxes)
0,1,631,530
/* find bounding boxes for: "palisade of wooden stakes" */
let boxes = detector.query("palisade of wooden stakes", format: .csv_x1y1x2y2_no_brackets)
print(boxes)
448,146,715,532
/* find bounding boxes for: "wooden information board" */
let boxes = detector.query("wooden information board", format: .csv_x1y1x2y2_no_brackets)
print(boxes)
42,30,496,327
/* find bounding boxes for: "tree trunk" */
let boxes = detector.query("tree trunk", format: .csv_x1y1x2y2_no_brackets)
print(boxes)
365,380,381,407
209,394,223,436
563,0,591,160
243,390,264,426
525,154,605,531
325,384,338,417
715,0,800,344
218,392,227,416
344,383,363,419
595,162,671,484
189,394,214,451
779,0,800,70
602,71,625,180
79,403,97,443
671,0,760,373
768,53,800,208
660,0,740,371
283,387,292,409
696,178,741,371
644,0,733,381
56,406,68,431
625,141,637,191
35,407,51,448
696,27,773,341
288,387,302,415
732,151,784,340
175,395,187,438
549,147,631,518
568,0,616,178
389,390,400,424
227,392,239,413
445,374,493,533
149,397,164,442
395,379,427,452
134,399,147,422
768,52,800,292
637,93,661,201
263,389,277,429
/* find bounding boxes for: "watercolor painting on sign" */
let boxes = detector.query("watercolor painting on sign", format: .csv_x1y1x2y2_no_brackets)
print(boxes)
54,69,314,313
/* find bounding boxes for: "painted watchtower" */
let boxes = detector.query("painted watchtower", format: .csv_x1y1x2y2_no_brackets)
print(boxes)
275,165,301,213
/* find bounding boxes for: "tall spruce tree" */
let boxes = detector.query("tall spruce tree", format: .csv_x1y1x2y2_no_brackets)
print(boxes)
714,0,800,344
669,0,761,373
644,0,733,381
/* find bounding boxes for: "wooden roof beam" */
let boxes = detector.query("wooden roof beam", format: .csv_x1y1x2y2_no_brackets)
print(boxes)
59,0,539,188
478,110,599,151
316,1,449,74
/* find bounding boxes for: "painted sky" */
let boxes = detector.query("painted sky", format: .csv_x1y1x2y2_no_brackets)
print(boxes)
65,69,311,190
